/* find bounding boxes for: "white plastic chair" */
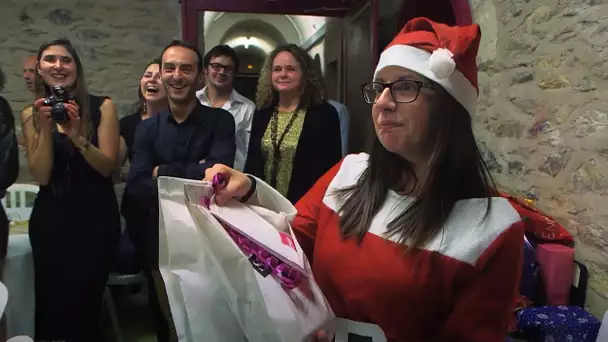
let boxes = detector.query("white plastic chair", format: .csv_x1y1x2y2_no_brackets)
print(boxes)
597,311,608,342
1,184,39,222
0,281,7,316
6,337,34,341
0,281,35,342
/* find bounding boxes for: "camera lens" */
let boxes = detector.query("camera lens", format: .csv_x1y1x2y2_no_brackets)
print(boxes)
51,104,68,124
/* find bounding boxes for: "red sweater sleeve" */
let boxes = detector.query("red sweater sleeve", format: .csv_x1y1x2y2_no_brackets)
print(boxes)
292,159,344,261
439,220,525,342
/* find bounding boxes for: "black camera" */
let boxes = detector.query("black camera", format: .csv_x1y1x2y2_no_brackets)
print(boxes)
43,86,75,124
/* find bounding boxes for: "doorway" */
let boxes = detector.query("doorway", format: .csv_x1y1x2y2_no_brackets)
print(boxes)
233,74,259,103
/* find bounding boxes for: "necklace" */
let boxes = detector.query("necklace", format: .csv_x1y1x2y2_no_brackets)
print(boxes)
269,107,300,187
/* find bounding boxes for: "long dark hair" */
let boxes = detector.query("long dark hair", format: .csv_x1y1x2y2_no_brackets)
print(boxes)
337,83,497,250
33,39,92,139
256,44,326,109
131,58,162,115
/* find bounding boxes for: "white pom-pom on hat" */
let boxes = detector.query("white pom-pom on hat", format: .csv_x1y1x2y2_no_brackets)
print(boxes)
428,48,456,79
373,17,482,115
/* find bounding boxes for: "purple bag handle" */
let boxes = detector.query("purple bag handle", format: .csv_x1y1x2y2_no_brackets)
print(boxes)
204,173,303,289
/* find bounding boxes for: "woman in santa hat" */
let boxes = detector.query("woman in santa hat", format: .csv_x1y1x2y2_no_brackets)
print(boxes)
205,17,524,342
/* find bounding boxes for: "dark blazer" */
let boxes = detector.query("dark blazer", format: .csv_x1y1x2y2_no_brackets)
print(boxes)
244,101,342,204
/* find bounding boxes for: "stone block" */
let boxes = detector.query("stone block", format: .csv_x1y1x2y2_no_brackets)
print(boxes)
0,0,178,113
475,0,608,318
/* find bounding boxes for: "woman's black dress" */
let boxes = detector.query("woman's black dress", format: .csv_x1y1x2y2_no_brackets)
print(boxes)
28,95,120,341
0,95,18,261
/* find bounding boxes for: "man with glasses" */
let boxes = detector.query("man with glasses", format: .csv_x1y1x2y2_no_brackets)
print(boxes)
197,45,255,171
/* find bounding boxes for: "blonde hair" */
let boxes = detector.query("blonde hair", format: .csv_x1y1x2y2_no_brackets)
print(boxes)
255,44,326,109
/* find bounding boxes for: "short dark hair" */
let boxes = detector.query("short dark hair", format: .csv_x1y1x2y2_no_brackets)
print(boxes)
160,40,203,72
203,45,240,72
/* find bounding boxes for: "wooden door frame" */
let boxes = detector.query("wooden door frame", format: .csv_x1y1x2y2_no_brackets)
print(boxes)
181,0,471,47
452,0,473,25
179,0,379,48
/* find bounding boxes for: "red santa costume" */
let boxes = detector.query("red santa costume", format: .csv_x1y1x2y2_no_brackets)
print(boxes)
252,17,525,342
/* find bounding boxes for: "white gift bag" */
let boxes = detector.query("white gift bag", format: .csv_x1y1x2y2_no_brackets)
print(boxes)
158,177,247,342
158,176,334,342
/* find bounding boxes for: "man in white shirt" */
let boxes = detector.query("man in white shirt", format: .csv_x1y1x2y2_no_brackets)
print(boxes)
327,99,350,156
196,45,255,171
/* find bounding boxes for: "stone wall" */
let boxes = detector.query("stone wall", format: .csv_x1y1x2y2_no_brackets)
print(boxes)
472,0,608,317
0,0,179,119
0,0,179,181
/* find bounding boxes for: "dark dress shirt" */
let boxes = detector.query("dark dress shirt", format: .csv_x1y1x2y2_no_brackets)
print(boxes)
127,102,236,200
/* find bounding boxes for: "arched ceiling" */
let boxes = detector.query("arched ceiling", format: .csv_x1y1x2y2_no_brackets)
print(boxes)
203,12,326,53
233,45,267,73
220,19,286,45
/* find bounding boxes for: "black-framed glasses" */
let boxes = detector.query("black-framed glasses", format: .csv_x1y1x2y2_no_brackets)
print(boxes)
360,80,435,104
209,62,234,73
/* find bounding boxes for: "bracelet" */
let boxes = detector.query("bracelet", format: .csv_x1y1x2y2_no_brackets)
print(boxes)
73,136,90,152
239,175,256,203
77,139,90,152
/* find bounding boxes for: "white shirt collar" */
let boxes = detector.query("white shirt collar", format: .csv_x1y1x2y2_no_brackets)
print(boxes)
196,86,245,110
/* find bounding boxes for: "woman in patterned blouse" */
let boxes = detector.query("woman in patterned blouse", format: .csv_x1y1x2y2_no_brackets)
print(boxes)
244,44,342,204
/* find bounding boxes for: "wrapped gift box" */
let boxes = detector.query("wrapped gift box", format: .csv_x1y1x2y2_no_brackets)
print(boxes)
536,244,574,305
517,306,600,342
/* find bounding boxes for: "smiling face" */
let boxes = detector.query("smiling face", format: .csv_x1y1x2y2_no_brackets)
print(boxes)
37,45,78,90
271,51,303,95
205,55,235,90
372,66,435,162
140,63,165,103
161,45,202,103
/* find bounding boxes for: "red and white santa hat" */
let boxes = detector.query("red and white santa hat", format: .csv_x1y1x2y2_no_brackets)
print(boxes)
375,17,482,116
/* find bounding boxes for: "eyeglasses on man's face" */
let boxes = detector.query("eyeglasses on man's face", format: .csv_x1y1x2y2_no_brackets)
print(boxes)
209,62,234,74
360,79,435,104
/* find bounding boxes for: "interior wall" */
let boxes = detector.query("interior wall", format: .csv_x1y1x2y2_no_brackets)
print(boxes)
343,2,374,154
301,6,372,155
323,18,344,102
472,0,608,318
1,0,179,182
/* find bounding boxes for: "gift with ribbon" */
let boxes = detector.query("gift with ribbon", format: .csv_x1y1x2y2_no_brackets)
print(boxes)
157,175,334,342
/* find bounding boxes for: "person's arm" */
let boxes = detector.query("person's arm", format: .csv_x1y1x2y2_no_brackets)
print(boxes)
72,98,119,177
117,136,128,167
117,116,130,168
126,121,158,200
157,109,236,179
314,105,343,180
21,106,53,185
0,99,19,190
243,109,265,178
438,221,525,342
